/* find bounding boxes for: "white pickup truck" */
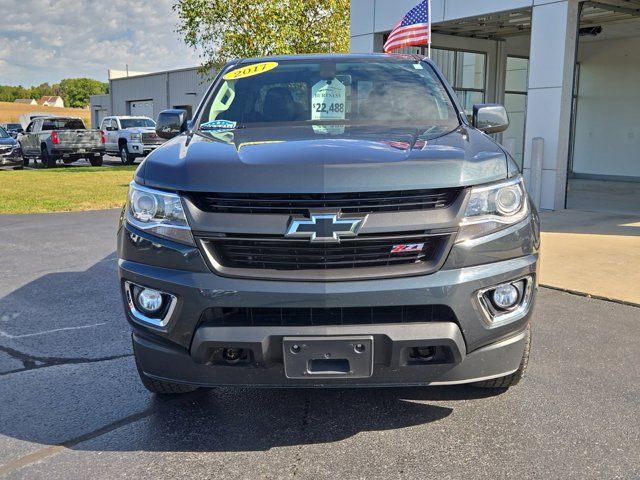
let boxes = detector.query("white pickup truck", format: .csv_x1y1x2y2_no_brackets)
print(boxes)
100,116,165,165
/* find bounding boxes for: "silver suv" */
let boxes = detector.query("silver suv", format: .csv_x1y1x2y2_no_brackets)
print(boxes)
101,116,165,164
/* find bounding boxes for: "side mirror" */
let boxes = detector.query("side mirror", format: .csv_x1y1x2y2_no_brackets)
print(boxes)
472,104,509,134
156,109,188,140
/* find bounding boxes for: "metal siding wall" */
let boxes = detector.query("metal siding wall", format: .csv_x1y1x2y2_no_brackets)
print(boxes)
168,69,210,115
111,74,168,120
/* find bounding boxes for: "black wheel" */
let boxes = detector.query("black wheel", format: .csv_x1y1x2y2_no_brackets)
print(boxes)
23,156,29,167
134,349,199,395
89,155,103,167
472,325,531,389
120,144,135,165
41,146,56,168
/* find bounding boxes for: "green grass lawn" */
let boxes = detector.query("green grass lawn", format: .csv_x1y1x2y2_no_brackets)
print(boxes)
0,166,138,214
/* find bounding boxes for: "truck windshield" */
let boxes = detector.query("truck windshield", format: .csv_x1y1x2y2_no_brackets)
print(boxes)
121,119,155,129
199,58,459,133
42,118,86,130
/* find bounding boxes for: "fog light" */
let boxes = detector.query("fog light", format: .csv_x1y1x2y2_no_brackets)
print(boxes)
492,284,520,310
136,288,164,314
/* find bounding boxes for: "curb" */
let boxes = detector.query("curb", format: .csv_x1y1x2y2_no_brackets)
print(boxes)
540,284,640,309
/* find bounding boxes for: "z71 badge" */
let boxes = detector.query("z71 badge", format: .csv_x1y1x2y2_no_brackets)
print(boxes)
391,243,425,253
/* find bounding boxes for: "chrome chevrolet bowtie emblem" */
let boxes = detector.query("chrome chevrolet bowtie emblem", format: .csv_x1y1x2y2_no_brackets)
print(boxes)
285,213,367,243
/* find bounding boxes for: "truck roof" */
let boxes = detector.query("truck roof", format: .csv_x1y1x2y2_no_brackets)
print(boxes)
106,116,152,119
235,52,425,65
35,116,82,121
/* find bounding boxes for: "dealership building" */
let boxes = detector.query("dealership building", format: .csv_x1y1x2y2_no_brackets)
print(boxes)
90,67,209,131
351,0,640,212
92,0,639,213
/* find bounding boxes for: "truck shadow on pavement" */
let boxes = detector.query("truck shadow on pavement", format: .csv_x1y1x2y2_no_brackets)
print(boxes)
0,254,504,457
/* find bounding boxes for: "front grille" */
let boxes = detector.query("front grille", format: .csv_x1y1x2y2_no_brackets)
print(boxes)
202,232,450,271
188,188,461,214
200,305,457,327
142,132,163,144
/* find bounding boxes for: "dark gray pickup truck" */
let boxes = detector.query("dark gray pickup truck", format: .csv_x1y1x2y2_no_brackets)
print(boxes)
19,116,105,168
118,54,539,394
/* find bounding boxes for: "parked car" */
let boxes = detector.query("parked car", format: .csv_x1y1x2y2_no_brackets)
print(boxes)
18,116,105,168
0,126,23,170
1,123,23,138
118,54,539,394
100,116,165,165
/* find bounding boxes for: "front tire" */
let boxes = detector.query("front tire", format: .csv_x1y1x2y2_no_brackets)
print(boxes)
472,326,531,389
134,349,199,395
23,156,29,167
120,144,135,165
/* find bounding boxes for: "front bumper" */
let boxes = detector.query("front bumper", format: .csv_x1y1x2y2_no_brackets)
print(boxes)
118,214,538,387
128,143,161,156
134,326,529,387
0,156,23,169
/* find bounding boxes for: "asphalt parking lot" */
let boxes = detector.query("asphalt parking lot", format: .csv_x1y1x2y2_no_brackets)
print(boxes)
0,210,638,479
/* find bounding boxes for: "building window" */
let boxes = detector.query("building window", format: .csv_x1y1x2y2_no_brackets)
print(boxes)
504,56,529,168
431,48,487,117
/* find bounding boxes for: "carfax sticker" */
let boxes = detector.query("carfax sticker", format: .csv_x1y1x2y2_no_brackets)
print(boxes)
223,61,279,80
311,79,346,121
201,119,237,130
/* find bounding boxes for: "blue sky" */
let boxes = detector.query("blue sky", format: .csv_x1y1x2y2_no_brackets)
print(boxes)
0,0,200,86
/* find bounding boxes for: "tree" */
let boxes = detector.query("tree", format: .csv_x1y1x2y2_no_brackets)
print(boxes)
59,78,108,108
173,0,350,73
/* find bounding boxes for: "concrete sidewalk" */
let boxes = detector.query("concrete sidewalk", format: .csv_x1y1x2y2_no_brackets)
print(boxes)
539,209,640,305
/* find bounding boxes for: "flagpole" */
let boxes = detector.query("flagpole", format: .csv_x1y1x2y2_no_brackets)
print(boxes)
427,0,432,59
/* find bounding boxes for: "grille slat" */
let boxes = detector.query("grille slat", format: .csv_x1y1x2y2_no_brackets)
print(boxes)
189,188,460,214
200,305,457,327
202,233,449,271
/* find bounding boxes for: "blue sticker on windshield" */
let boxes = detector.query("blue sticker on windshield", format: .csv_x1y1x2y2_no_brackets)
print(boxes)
201,120,237,131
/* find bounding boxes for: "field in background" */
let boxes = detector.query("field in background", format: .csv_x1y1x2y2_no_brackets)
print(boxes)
0,102,92,127
0,166,136,214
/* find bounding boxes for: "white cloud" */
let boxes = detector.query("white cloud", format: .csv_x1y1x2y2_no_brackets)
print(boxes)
0,0,201,86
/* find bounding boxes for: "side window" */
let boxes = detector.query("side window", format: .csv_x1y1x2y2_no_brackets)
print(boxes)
42,120,55,131
112,119,119,130
101,119,110,131
25,122,34,133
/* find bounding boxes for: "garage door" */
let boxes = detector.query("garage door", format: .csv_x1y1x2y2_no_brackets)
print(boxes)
130,100,154,119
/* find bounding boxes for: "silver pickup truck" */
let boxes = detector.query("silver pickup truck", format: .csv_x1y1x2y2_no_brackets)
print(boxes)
18,116,105,168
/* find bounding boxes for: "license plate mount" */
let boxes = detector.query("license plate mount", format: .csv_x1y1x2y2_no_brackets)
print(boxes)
283,336,374,379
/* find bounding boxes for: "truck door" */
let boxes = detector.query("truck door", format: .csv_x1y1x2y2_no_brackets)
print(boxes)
109,119,120,152
20,121,38,155
102,119,116,152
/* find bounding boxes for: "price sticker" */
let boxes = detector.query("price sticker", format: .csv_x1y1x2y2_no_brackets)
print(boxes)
311,79,346,120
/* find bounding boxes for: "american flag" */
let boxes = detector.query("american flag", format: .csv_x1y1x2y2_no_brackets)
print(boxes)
383,0,431,53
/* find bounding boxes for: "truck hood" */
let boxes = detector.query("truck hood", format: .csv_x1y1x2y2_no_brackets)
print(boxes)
138,125,508,193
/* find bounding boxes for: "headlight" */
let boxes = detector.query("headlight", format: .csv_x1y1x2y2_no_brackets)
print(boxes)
126,182,194,245
457,176,529,242
130,133,142,141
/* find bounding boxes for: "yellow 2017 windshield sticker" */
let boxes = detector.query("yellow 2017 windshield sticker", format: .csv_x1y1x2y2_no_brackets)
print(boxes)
223,61,279,81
